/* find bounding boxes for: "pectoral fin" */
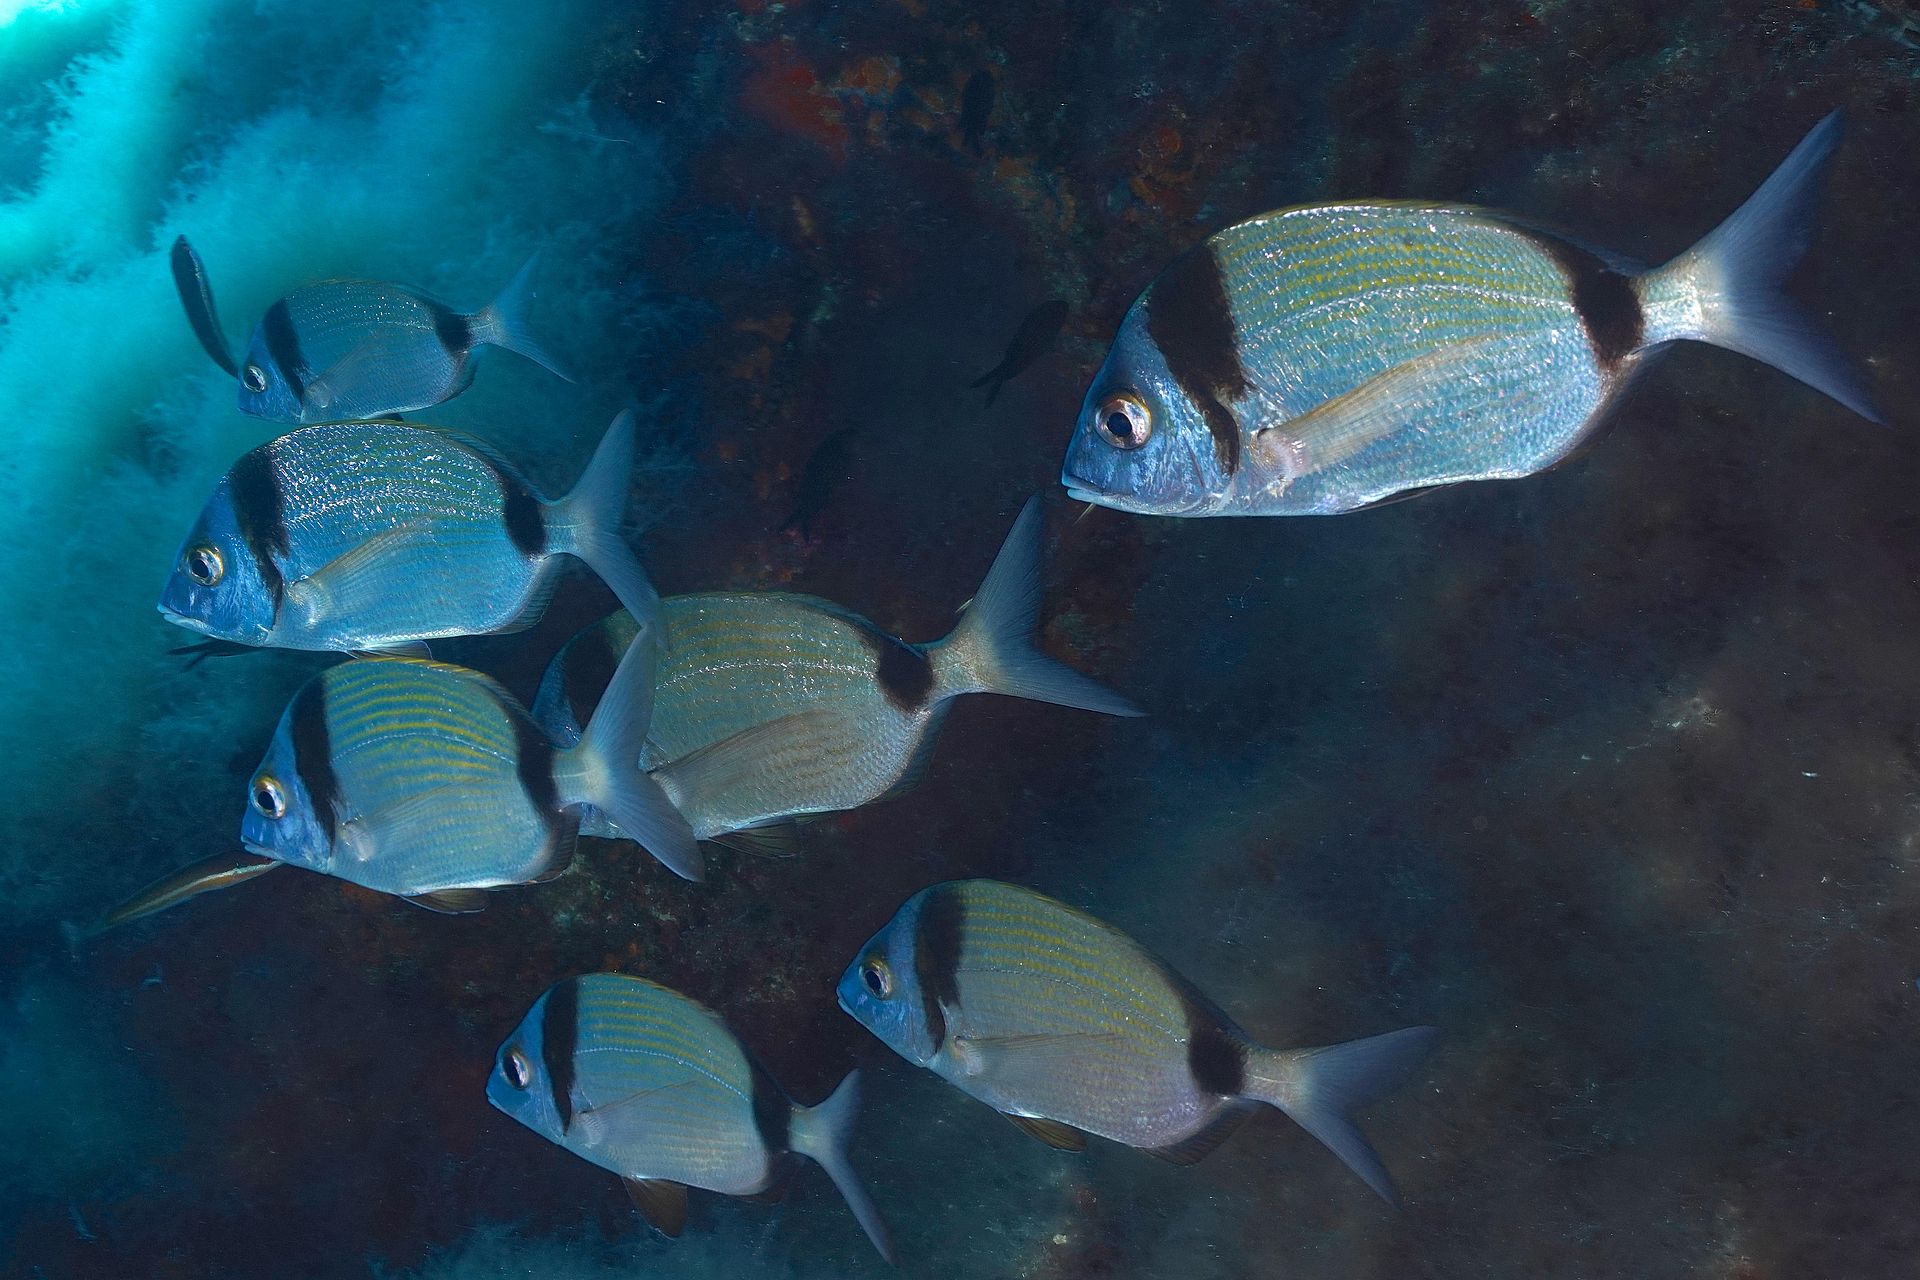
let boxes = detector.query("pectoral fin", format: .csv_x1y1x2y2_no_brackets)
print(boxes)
283,528,436,627
1250,337,1498,482
947,1030,1121,1086
623,1177,688,1238
302,332,416,412
1003,1113,1088,1152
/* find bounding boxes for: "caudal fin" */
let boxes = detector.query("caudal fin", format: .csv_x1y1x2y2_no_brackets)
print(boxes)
788,1070,895,1263
1242,1025,1438,1208
470,252,575,382
1644,111,1881,423
931,496,1143,716
548,411,666,641
552,612,701,880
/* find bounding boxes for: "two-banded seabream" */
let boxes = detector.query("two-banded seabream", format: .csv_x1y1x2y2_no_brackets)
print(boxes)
168,238,571,422
159,411,662,652
238,615,700,905
839,879,1438,1204
529,496,1142,852
488,973,894,1261
1062,111,1880,516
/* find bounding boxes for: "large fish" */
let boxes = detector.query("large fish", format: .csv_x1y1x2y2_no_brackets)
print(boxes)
488,973,894,1261
839,879,1438,1205
1061,111,1880,517
158,411,662,653
170,239,571,422
529,496,1141,851
239,616,701,903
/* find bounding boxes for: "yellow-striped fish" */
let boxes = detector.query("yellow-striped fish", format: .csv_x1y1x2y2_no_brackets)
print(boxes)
1062,112,1880,516
839,880,1437,1205
239,616,699,909
488,973,893,1261
529,496,1141,851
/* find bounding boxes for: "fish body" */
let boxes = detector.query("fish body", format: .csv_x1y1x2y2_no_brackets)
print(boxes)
779,426,858,538
235,255,570,423
530,497,1141,847
240,616,700,903
158,412,661,653
839,879,1438,1204
960,70,993,155
487,973,893,1260
972,299,1068,406
1061,112,1880,517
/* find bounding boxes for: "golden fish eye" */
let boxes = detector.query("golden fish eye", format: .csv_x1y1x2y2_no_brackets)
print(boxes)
251,774,287,821
185,545,225,587
1094,392,1152,450
241,363,267,393
504,1047,533,1091
860,957,893,999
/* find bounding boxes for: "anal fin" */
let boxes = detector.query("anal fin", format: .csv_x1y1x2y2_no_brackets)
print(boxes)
623,1177,688,1237
405,888,489,914
709,819,802,858
1004,1113,1088,1152
1145,1100,1258,1166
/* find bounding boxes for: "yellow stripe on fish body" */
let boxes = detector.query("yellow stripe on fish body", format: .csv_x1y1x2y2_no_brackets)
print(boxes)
840,878,1438,1202
243,656,567,899
1062,116,1881,518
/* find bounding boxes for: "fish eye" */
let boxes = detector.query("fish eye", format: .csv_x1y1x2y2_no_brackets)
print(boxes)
860,957,893,998
185,545,225,587
504,1047,532,1091
241,364,267,394
251,774,287,821
1095,392,1152,450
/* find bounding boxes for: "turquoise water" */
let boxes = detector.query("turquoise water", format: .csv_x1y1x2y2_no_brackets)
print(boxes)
3,1,1916,1276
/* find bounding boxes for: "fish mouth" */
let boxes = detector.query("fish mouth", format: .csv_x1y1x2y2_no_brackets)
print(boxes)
158,606,213,635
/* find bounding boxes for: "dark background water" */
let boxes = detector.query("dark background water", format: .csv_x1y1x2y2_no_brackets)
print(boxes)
6,1,1919,1276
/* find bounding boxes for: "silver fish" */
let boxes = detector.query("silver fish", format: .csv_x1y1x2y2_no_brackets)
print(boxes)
529,496,1141,851
233,254,571,423
239,616,700,903
158,411,662,653
488,973,893,1261
839,879,1438,1205
1061,111,1880,517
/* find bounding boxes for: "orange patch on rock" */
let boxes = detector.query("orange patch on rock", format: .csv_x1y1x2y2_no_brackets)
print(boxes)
742,43,849,156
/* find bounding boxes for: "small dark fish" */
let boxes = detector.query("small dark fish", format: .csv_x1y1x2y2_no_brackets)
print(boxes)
778,427,858,538
170,236,238,377
97,850,280,932
960,70,993,156
971,300,1068,407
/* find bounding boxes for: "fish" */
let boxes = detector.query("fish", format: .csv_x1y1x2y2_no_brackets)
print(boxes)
959,69,994,156
158,410,662,654
972,300,1069,407
170,236,239,378
238,615,702,903
1061,111,1882,517
838,879,1439,1205
529,496,1142,852
488,972,894,1261
778,426,858,539
229,254,572,423
94,850,280,933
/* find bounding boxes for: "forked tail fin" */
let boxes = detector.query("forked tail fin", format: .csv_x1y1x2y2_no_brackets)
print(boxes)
470,252,574,382
931,495,1143,716
1640,111,1881,423
1241,1025,1439,1207
788,1070,895,1263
